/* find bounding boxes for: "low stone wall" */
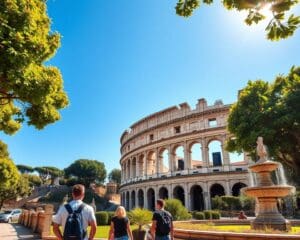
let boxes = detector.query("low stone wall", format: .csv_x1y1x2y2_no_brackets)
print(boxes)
18,204,54,239
174,229,300,240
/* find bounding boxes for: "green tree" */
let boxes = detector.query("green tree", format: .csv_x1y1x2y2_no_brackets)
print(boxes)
0,157,20,209
108,168,121,184
34,166,63,184
16,164,34,174
227,66,300,184
165,198,192,220
65,159,107,187
175,0,300,41
26,173,42,187
0,0,68,135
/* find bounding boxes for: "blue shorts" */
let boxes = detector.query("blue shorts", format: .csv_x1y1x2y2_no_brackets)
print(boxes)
115,236,129,240
155,235,170,240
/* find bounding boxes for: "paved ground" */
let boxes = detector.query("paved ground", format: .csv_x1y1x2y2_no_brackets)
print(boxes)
0,223,41,240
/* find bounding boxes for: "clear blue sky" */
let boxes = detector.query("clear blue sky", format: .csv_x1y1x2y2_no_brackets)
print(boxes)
1,1,300,176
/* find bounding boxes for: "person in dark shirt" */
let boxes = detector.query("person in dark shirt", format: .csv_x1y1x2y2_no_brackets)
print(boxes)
108,206,133,240
150,199,174,240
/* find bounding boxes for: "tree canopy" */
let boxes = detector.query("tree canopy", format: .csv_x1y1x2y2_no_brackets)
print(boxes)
175,0,300,41
0,0,68,135
0,157,20,208
16,164,34,174
64,159,107,187
34,166,63,184
227,66,300,183
108,168,121,184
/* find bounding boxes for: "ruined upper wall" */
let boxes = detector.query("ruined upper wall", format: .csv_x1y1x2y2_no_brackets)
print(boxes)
120,98,230,146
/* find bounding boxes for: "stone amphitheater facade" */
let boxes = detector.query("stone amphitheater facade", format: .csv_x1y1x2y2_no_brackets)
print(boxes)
119,98,250,211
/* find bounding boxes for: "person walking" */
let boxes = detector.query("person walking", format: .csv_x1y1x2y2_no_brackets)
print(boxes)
150,199,174,240
108,206,133,240
53,184,97,240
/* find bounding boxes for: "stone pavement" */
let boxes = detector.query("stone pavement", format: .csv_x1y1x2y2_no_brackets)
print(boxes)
0,223,41,240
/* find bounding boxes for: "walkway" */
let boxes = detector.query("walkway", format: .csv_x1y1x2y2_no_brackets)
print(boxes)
0,223,41,240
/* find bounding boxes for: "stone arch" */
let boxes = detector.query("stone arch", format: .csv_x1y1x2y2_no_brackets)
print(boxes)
208,140,223,167
158,148,169,173
138,189,144,208
132,157,136,178
172,144,185,171
232,182,247,196
146,151,156,175
147,188,155,211
131,190,136,209
127,159,131,178
126,191,130,210
190,185,204,211
158,187,169,199
138,154,145,176
173,185,185,206
210,183,225,198
189,142,203,169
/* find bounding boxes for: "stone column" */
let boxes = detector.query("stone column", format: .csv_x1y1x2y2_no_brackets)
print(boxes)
204,183,211,210
41,204,54,238
144,152,148,177
184,183,190,210
144,187,148,209
155,148,160,176
136,156,139,178
221,144,230,171
226,181,231,195
201,139,209,170
168,146,174,173
184,142,191,170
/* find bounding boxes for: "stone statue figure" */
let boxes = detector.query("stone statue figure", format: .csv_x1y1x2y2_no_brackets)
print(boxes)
256,136,268,163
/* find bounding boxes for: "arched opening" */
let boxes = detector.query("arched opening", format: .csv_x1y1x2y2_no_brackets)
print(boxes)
232,182,247,196
190,143,202,169
173,186,185,206
147,188,155,211
138,189,144,208
174,146,184,171
131,190,136,209
159,149,169,173
132,158,136,178
210,184,225,199
190,185,204,211
147,151,156,175
159,187,169,199
138,155,145,176
208,140,223,167
126,191,130,210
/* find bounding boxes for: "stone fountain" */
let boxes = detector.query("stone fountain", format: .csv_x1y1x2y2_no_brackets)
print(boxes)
243,137,295,231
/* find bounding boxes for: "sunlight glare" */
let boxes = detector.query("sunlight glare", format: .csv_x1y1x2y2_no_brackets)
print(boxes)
260,3,273,20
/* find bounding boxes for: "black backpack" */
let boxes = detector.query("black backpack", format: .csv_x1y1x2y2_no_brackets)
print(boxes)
63,203,86,240
157,210,172,235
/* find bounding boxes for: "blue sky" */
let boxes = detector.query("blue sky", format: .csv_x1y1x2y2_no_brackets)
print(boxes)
1,1,300,176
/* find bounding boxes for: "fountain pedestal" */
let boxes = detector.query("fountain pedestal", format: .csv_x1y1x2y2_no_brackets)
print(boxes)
243,161,294,231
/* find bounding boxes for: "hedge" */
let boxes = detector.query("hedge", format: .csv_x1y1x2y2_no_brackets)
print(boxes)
95,211,108,225
194,212,205,220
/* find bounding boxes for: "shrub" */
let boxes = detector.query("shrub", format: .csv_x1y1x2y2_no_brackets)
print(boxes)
203,210,212,219
129,208,152,231
107,211,115,225
194,211,205,220
165,199,192,221
211,210,221,219
95,211,108,225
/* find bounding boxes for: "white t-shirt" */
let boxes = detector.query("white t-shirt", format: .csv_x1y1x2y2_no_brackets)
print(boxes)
52,200,96,240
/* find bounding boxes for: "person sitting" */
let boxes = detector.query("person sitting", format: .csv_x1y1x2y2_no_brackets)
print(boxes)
238,211,247,220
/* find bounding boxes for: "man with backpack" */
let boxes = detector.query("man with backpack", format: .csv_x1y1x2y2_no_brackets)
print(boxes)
53,184,97,240
150,199,174,240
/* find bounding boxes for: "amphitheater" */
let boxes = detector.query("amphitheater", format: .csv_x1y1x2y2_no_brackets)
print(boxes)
119,98,251,211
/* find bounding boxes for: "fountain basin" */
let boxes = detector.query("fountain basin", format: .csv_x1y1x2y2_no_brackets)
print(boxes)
249,161,279,173
243,185,294,198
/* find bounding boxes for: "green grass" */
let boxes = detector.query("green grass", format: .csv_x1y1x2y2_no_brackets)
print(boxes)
51,225,139,239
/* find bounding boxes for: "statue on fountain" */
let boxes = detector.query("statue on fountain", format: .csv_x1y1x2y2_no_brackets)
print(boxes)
256,136,268,163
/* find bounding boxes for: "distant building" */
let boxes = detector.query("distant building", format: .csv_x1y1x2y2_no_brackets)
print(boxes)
119,98,250,211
